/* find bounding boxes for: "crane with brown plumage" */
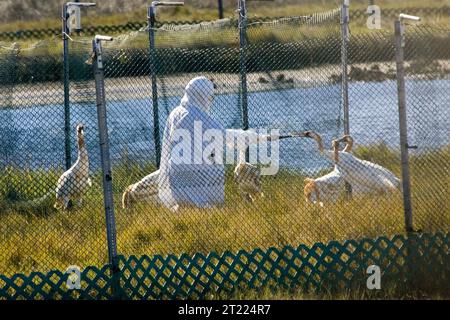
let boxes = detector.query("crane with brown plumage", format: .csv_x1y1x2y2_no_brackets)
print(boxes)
54,124,92,210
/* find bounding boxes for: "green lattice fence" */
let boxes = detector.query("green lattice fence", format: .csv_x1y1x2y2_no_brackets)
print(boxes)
1,232,448,300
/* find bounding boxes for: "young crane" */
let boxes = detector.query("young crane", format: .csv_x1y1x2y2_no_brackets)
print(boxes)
233,132,303,203
233,149,264,203
302,131,346,206
122,170,160,209
54,124,92,210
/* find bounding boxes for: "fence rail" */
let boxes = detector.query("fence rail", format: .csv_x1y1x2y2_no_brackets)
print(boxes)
0,3,449,299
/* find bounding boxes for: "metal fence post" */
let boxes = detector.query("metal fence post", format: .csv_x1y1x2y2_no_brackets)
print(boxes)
218,0,224,19
394,15,420,233
148,5,161,169
62,2,96,170
62,4,72,170
340,1,353,199
238,0,249,160
148,2,184,169
92,35,120,297
341,1,350,135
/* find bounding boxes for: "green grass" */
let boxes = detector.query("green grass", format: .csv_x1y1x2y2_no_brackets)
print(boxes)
2,4,449,87
0,143,449,276
214,282,450,300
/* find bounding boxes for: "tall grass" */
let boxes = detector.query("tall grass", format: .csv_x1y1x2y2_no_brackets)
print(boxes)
3,28,450,86
0,144,449,276
219,281,450,300
1,0,449,32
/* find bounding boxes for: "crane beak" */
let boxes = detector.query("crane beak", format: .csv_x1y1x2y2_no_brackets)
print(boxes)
288,131,308,138
336,135,351,144
77,125,85,135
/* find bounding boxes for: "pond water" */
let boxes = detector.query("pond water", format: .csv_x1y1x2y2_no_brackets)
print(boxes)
0,78,449,174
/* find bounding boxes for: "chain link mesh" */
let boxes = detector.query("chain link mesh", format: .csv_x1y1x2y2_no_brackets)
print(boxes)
0,38,107,275
0,7,449,278
402,24,450,232
346,23,404,238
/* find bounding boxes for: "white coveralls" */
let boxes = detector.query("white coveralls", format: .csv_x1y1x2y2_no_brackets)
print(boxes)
158,76,266,211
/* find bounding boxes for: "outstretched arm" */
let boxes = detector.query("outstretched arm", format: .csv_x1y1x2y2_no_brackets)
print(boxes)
225,129,302,150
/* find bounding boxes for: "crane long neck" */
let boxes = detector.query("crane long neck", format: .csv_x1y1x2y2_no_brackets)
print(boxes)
315,136,324,154
238,149,246,164
343,138,353,152
332,141,339,163
77,134,88,160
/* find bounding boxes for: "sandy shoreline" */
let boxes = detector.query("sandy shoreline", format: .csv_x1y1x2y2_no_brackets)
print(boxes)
1,59,449,109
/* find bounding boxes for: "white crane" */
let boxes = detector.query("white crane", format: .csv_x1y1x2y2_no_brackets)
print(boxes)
303,168,345,207
303,131,401,201
332,134,401,195
54,124,92,210
122,170,160,209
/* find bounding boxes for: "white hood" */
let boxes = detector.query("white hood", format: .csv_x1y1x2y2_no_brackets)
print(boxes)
180,76,215,113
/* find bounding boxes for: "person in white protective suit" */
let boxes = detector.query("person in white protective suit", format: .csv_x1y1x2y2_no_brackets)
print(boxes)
158,76,282,212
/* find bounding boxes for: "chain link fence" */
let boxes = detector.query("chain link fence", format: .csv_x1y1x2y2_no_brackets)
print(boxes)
0,38,108,275
346,19,404,237
401,24,450,232
0,5,449,279
1,5,449,41
98,8,347,260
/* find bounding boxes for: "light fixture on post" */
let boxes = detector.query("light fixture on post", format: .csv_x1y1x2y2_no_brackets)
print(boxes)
62,2,96,170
